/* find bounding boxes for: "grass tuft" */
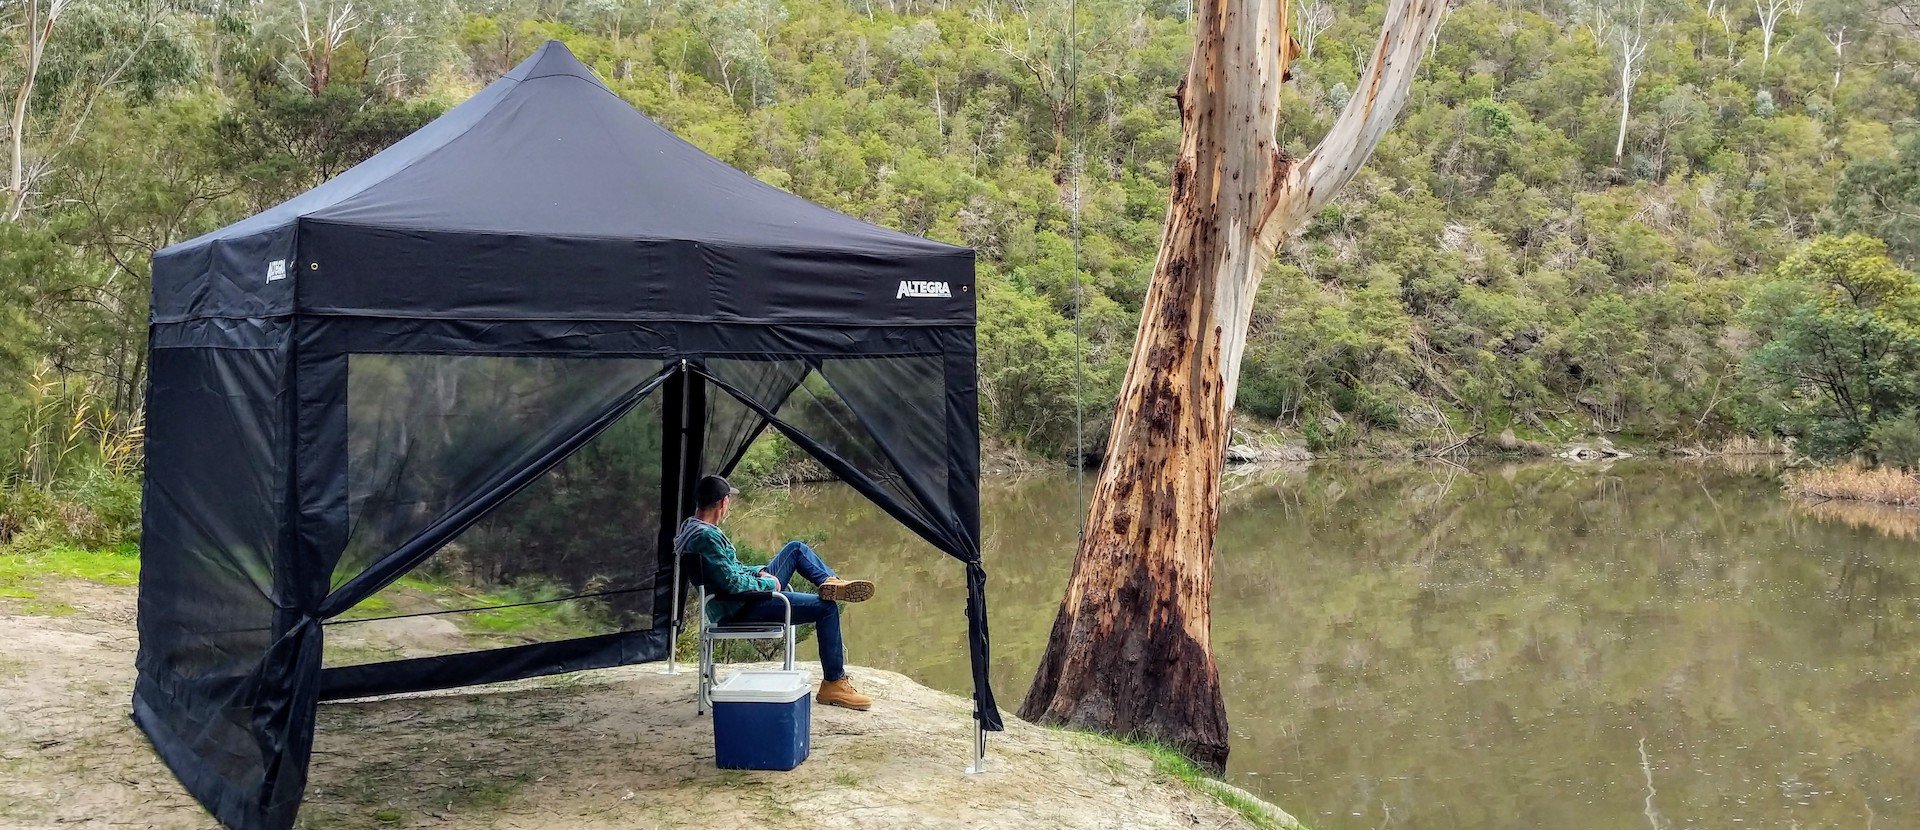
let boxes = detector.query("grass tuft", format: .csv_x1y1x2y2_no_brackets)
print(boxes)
1069,730,1307,830
1788,464,1920,508
1134,740,1297,830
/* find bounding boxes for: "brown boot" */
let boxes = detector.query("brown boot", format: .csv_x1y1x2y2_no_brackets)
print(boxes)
816,677,872,711
816,578,875,603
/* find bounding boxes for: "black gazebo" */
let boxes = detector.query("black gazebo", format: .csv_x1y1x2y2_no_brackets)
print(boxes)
136,40,998,830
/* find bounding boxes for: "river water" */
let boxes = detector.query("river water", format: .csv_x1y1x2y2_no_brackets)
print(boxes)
728,459,1918,830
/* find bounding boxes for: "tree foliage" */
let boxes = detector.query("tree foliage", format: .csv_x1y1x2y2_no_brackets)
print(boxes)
1739,234,1920,458
1829,128,1920,268
0,0,1912,520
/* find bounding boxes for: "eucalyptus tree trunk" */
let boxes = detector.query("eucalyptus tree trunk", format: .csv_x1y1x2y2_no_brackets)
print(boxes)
7,0,69,221
1018,0,1448,771
1755,0,1790,70
1613,27,1648,161
1825,27,1847,91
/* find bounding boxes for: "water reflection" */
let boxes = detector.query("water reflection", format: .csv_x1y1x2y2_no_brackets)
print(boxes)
728,460,1918,830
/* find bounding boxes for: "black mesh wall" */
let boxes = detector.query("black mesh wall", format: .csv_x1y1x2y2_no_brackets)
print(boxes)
133,331,305,830
334,355,667,590
695,355,998,730
700,358,970,559
324,389,669,670
700,358,806,476
314,358,676,700
439,388,667,625
141,344,990,830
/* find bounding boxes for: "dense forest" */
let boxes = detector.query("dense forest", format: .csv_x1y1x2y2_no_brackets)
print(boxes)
1,0,1918,551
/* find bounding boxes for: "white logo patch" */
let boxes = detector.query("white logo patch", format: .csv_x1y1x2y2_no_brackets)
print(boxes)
266,260,288,283
896,280,952,299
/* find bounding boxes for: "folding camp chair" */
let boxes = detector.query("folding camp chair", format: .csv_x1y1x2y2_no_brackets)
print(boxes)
695,585,795,714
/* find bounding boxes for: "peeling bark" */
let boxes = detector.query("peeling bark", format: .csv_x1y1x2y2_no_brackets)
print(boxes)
1019,0,1449,770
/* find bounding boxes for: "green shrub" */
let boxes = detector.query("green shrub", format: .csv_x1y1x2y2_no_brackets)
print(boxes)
730,432,795,485
1237,370,1303,421
0,485,52,545
67,467,142,546
1352,388,1402,430
0,466,142,553
1303,418,1358,452
1868,413,1920,471
1329,384,1401,430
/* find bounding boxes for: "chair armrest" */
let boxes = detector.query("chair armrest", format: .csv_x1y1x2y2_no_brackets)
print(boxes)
703,589,792,628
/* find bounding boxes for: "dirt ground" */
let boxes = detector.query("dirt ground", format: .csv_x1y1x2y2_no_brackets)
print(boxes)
0,580,1295,830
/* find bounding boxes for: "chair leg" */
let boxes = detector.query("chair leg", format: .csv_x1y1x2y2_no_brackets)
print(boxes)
697,634,711,715
698,628,802,715
783,624,795,672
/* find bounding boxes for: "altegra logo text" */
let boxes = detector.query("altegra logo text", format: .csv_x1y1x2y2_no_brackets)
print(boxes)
896,280,953,299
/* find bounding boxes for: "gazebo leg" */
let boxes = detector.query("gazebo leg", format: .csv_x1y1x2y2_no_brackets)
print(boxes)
657,560,682,675
657,573,682,675
963,722,987,774
659,359,692,677
658,629,681,674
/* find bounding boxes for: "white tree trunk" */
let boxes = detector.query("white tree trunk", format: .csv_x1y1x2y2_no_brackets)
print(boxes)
1614,42,1634,160
1293,0,1333,58
8,67,30,220
1756,0,1790,70
1608,6,1647,164
1615,84,1631,159
7,1,67,221
1826,27,1847,90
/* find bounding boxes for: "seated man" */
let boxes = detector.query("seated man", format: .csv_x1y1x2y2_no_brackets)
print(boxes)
675,474,877,710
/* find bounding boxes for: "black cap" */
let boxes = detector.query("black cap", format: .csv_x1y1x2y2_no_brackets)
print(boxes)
693,475,739,508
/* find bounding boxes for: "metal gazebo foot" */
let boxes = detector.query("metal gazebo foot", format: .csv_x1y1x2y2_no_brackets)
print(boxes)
963,722,987,774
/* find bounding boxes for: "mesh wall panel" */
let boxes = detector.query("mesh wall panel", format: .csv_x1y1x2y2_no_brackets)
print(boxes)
699,358,805,476
325,392,667,665
134,344,297,829
335,355,665,590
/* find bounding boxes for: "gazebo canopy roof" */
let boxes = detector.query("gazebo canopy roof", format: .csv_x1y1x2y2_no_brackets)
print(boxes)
154,40,972,326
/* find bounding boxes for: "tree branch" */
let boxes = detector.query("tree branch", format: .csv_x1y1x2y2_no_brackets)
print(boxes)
1257,0,1449,251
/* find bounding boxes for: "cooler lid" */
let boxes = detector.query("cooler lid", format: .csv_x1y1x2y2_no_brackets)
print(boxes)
709,670,811,704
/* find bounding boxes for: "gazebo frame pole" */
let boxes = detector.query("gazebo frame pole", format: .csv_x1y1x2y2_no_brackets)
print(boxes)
660,359,691,675
965,721,987,774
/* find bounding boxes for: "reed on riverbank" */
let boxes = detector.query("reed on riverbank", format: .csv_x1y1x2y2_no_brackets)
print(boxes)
1788,465,1920,508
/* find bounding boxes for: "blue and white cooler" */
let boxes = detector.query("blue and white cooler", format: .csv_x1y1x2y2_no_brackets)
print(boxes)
709,670,812,770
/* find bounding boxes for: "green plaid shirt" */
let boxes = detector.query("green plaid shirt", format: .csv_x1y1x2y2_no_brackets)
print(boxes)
675,518,775,620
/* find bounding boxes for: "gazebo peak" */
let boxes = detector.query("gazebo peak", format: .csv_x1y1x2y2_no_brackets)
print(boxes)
514,40,604,85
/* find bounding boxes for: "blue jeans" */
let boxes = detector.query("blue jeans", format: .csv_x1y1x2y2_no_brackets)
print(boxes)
725,541,847,681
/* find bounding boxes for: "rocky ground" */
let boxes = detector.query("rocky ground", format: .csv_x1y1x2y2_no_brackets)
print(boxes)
0,579,1297,830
